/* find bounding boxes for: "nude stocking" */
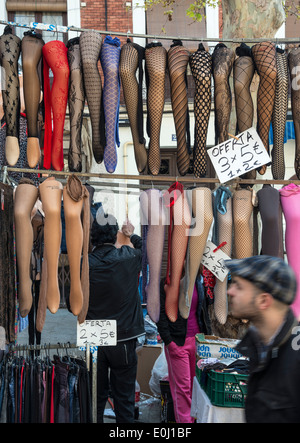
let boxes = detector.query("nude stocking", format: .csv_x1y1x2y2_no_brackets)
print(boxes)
233,43,256,181
145,43,167,175
190,44,212,177
233,188,253,258
288,47,300,179
140,189,167,323
164,182,191,322
212,44,234,144
179,187,213,319
168,40,190,176
0,26,21,166
21,31,44,168
79,31,104,164
120,40,147,173
67,37,85,172
271,48,288,180
251,41,277,175
43,40,69,171
14,179,38,317
38,177,63,314
100,36,121,173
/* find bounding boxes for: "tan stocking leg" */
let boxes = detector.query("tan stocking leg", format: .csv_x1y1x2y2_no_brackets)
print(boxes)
14,180,38,317
179,187,213,319
233,189,253,258
38,177,63,313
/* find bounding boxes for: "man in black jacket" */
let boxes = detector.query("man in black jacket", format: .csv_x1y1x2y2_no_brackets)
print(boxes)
86,214,144,423
226,255,300,423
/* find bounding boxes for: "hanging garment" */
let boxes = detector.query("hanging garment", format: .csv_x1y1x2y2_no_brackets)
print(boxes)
79,31,104,164
271,48,288,180
190,44,212,178
67,37,85,172
212,43,234,145
279,183,300,319
43,40,70,171
100,36,121,173
21,31,44,168
233,43,256,181
145,42,167,175
288,47,300,179
0,25,21,166
120,39,147,173
251,41,277,175
168,40,191,176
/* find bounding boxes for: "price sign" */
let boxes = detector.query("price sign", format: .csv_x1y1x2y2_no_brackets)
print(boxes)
201,240,231,282
207,127,271,183
77,320,117,347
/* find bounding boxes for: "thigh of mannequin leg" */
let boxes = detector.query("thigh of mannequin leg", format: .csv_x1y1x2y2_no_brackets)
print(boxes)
14,183,39,218
39,177,63,212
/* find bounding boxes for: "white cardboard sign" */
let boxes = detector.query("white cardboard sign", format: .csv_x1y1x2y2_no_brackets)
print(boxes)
207,127,271,183
201,240,231,282
77,319,117,347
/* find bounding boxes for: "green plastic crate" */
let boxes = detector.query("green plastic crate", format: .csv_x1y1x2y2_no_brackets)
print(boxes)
197,367,248,408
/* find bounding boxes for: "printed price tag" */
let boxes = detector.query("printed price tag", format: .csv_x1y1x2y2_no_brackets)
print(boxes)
207,127,271,183
77,319,117,347
201,240,230,282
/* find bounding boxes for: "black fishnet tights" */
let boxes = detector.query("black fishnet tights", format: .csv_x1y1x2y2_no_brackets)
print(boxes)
288,47,300,179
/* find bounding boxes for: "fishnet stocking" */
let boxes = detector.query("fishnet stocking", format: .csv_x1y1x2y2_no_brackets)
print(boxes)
79,31,104,163
0,26,21,165
288,47,300,179
145,43,167,175
120,40,147,173
164,183,191,322
212,44,234,144
190,44,212,178
271,49,288,180
140,189,167,323
100,36,121,173
168,41,190,176
179,187,212,319
233,189,253,258
251,41,277,175
67,37,85,172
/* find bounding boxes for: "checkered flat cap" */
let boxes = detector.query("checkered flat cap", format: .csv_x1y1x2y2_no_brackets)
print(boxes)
224,255,297,305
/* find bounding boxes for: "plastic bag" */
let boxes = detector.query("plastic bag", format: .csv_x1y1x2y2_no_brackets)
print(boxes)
149,347,168,397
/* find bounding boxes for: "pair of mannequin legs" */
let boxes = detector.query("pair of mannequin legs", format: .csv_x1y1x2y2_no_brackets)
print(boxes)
14,176,88,322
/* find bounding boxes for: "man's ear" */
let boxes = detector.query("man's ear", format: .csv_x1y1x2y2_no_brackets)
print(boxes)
258,292,273,310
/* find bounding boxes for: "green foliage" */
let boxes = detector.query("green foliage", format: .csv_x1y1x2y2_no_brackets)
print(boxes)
144,0,219,22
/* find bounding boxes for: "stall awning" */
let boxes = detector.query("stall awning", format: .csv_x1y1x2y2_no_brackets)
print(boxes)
6,1,67,12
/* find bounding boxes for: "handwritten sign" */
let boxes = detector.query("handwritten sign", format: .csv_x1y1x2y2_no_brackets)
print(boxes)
201,240,230,282
77,320,117,347
207,127,271,183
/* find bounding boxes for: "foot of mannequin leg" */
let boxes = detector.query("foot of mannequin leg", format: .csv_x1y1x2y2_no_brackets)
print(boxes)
27,137,41,168
5,136,20,166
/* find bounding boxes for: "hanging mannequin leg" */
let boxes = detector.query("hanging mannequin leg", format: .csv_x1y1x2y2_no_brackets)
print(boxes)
233,188,253,259
79,31,104,163
165,186,191,322
168,42,190,176
38,177,63,314
21,32,44,168
67,37,85,172
179,187,213,319
120,42,147,173
63,187,84,316
190,45,212,178
145,43,167,175
288,48,300,179
251,41,277,175
140,189,167,323
212,44,235,144
0,26,21,166
14,180,39,317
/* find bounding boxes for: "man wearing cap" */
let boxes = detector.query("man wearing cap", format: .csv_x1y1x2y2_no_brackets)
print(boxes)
226,255,300,423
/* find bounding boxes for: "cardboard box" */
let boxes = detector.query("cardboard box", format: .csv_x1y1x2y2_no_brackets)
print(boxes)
136,344,163,395
196,334,243,360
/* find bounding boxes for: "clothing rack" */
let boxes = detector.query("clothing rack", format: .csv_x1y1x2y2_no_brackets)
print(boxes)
6,341,98,423
0,18,300,45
